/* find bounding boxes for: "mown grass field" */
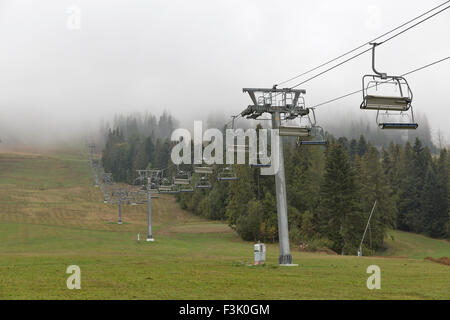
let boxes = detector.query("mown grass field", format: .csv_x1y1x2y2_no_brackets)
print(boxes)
0,147,449,299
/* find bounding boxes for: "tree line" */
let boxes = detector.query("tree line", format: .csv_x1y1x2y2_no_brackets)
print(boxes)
101,115,449,255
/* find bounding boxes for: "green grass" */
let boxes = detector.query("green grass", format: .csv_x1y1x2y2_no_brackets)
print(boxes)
378,230,450,259
0,148,449,300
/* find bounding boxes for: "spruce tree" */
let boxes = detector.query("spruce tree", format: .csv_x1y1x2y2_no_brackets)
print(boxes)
318,142,361,254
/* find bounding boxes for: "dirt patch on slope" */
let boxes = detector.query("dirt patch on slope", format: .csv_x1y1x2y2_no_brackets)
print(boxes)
424,256,450,266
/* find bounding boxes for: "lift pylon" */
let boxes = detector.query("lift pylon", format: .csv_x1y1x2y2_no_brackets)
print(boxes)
242,86,307,266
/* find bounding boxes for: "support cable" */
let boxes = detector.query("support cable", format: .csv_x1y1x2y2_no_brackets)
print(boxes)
276,1,450,88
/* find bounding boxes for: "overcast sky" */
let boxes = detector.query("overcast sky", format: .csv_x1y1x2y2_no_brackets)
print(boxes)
0,0,449,145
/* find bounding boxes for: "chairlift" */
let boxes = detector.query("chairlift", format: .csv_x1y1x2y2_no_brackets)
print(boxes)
137,173,160,193
298,126,327,146
173,170,191,185
194,166,213,174
218,166,238,181
179,185,194,193
174,169,194,192
279,107,312,137
226,143,250,154
195,175,211,189
158,178,179,194
149,182,160,194
376,110,419,130
226,117,250,153
250,152,271,168
361,43,418,130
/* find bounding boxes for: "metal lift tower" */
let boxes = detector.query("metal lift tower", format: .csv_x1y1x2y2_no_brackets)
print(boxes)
136,169,161,242
242,87,308,265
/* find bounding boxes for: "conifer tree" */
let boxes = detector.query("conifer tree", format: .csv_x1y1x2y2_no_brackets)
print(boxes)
318,142,361,254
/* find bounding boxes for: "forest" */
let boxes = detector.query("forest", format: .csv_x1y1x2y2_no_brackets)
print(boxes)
101,112,449,255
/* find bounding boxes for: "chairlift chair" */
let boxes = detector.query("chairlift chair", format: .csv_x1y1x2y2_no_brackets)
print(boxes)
226,144,250,153
194,166,213,174
195,175,211,189
226,115,251,153
376,110,419,130
149,182,160,194
250,152,271,168
279,107,312,137
218,166,238,181
298,126,327,146
179,185,194,193
360,43,418,130
173,170,191,185
137,174,160,194
158,178,179,194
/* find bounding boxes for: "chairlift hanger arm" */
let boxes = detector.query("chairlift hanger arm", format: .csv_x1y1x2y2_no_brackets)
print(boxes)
370,43,387,79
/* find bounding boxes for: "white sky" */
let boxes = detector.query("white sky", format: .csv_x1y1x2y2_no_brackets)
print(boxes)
0,0,449,144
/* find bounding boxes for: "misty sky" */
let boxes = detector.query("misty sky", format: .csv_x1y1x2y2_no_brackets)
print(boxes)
0,0,449,144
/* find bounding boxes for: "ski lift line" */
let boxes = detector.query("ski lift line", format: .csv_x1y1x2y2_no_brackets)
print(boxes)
286,4,450,91
401,56,450,77
289,48,372,89
276,0,450,87
226,54,449,135
310,55,450,109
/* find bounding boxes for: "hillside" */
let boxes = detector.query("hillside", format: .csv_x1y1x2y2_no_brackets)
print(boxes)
0,148,449,299
379,230,450,260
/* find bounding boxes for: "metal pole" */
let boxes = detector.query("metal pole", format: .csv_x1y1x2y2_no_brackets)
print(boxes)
271,111,293,265
358,200,377,256
104,182,108,203
118,200,122,224
146,177,154,241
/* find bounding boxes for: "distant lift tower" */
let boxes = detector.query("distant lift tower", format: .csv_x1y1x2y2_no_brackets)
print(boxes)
242,87,308,265
110,188,130,224
136,169,161,242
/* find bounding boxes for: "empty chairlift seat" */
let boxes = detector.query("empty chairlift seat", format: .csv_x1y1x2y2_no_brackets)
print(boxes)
278,125,311,137
361,95,412,111
360,43,418,130
297,126,327,146
218,167,238,181
195,175,211,189
173,171,191,185
179,185,194,193
194,166,213,174
158,178,179,194
250,152,271,168
378,122,418,130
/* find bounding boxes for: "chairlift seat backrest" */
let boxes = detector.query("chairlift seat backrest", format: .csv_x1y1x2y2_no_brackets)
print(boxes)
226,145,249,153
195,167,213,174
279,126,311,137
158,186,173,191
362,95,411,111
174,178,190,185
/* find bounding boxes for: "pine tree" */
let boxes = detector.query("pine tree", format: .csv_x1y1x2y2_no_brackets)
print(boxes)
225,165,255,230
357,135,368,157
397,142,417,231
422,149,449,237
358,145,397,250
318,142,362,254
